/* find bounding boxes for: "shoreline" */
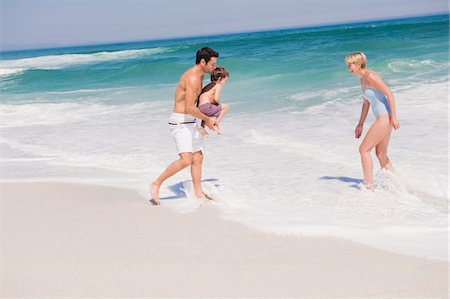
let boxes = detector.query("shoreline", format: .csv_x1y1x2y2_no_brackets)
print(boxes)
1,181,448,297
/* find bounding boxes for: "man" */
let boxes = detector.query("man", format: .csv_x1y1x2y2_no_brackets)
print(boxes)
150,47,219,205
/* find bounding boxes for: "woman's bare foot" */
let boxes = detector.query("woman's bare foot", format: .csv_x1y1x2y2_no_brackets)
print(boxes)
383,161,394,172
213,124,223,135
149,182,161,205
199,127,209,139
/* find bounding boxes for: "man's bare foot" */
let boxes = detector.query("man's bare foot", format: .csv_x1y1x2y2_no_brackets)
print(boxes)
194,192,213,201
199,127,209,139
149,182,161,205
213,124,223,135
364,182,374,192
202,192,213,200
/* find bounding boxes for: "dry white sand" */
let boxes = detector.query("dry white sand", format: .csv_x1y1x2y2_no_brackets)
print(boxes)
1,182,448,298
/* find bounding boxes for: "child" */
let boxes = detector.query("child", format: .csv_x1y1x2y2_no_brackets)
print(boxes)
197,66,230,138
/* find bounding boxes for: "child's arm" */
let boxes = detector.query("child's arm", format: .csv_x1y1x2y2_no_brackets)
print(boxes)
212,84,222,104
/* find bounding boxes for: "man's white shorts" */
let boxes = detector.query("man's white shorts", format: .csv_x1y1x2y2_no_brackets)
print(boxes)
169,113,204,154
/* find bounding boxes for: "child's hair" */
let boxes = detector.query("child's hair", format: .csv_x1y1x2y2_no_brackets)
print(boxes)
345,52,367,69
210,66,229,82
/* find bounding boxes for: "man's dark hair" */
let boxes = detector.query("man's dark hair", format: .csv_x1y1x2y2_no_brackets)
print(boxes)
196,47,219,64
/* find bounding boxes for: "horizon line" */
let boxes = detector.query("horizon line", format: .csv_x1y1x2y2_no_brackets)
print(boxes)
1,12,448,53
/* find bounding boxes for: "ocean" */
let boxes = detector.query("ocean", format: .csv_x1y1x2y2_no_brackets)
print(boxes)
1,14,448,259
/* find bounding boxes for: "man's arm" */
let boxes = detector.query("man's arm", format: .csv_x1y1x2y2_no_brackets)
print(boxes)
185,76,215,129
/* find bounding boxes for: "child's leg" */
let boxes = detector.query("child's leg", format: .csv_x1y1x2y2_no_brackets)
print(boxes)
212,104,228,135
215,104,229,125
212,123,223,135
198,120,209,138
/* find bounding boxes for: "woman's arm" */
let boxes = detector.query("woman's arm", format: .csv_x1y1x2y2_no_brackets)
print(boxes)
355,100,370,138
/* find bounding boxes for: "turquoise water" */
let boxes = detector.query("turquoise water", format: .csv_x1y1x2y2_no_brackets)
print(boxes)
1,14,448,259
1,14,448,109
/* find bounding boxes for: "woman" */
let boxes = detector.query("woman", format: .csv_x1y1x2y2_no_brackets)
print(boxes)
345,52,400,191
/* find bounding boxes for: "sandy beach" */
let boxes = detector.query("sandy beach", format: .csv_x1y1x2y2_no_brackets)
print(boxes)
1,182,448,298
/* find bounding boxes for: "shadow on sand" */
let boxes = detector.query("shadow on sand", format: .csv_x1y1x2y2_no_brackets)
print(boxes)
319,176,363,189
160,178,219,201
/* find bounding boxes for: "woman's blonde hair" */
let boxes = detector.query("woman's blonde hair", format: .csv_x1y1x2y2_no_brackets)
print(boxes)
345,52,367,69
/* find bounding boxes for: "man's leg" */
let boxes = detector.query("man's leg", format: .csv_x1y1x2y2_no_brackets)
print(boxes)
191,150,209,199
150,152,193,205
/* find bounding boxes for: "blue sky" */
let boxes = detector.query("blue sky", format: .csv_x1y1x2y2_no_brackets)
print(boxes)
1,0,448,50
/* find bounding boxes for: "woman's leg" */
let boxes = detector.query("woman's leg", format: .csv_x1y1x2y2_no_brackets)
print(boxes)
375,129,393,170
359,115,391,189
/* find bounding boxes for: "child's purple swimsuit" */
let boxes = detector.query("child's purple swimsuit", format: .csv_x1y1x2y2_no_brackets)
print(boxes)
199,103,222,117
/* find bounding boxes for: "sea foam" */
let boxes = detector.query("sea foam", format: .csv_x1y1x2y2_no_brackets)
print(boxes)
0,48,168,77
